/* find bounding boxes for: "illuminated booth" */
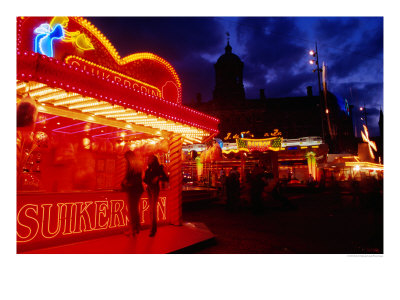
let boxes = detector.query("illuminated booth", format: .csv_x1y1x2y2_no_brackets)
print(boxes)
182,135,328,188
16,17,219,253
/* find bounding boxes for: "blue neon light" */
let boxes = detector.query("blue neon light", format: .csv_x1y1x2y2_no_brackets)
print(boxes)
287,146,298,150
345,99,350,116
214,138,223,149
34,23,64,57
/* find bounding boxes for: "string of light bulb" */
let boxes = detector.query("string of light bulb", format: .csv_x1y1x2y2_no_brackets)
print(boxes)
18,80,214,141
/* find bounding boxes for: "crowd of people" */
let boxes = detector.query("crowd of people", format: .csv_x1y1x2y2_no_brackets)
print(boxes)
221,164,383,214
222,164,294,213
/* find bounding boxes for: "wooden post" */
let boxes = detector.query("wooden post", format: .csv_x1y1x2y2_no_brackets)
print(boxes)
167,133,183,225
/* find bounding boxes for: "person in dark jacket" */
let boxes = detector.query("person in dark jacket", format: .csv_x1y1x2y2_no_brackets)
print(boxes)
143,154,169,237
122,150,144,237
226,166,240,211
270,180,296,211
250,164,265,214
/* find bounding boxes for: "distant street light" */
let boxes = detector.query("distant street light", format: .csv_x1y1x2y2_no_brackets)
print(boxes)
309,42,325,141
360,103,368,126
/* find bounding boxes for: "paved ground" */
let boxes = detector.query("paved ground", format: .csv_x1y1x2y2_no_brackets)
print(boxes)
180,188,383,254
24,222,215,254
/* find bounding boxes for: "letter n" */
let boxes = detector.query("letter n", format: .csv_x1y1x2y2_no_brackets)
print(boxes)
157,197,167,221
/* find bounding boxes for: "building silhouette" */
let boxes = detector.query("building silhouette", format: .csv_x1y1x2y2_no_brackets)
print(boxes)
191,40,356,154
212,41,245,105
378,108,383,162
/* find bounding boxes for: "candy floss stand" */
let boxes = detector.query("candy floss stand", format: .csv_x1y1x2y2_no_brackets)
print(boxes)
16,17,219,253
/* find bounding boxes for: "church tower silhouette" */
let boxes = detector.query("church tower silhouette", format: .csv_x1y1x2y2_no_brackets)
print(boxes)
212,40,245,105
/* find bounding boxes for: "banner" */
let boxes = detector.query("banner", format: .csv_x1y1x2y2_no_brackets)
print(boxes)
236,137,282,152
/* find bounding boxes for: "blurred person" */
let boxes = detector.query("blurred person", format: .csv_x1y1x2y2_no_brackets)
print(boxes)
143,154,169,237
220,169,227,199
122,150,144,237
226,166,240,211
250,164,265,214
307,173,315,188
319,170,326,191
270,180,296,211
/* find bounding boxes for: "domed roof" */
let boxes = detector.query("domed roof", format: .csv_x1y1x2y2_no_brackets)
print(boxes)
216,41,243,65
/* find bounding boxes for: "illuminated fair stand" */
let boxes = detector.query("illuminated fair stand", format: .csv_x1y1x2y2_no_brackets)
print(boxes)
182,135,328,186
16,17,219,253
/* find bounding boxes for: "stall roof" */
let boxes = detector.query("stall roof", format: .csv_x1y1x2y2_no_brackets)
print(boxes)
17,79,214,144
16,17,219,144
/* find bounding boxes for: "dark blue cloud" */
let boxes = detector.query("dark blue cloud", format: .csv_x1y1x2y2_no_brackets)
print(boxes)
86,17,383,136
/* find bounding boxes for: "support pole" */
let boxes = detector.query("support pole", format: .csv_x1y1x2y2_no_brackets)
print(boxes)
167,133,183,225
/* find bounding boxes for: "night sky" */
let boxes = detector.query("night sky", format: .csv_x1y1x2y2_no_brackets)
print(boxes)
14,16,362,139
86,17,383,137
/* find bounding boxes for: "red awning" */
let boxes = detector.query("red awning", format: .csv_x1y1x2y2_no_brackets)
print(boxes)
17,51,219,134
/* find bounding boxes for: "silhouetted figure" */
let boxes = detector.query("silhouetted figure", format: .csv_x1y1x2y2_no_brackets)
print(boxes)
226,166,240,211
144,155,169,237
319,170,326,191
287,169,292,182
245,169,251,183
122,150,144,237
270,181,296,211
351,178,361,207
250,164,265,214
220,169,227,199
331,172,338,190
307,173,316,188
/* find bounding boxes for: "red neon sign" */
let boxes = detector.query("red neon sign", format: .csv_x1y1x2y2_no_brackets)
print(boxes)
66,56,162,98
17,17,182,104
17,17,220,133
17,193,167,252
